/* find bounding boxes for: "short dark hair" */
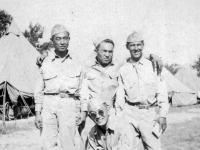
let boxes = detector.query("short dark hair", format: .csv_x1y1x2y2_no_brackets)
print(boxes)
96,39,115,50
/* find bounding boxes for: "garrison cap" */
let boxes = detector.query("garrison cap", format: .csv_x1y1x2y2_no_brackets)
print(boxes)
127,31,143,43
51,24,69,37
93,35,113,48
88,96,106,112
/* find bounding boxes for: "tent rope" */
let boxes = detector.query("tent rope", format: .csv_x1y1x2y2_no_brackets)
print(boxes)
19,92,34,116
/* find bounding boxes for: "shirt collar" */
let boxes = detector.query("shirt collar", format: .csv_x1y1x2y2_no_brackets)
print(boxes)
127,55,145,66
51,50,72,62
94,115,117,136
106,115,117,131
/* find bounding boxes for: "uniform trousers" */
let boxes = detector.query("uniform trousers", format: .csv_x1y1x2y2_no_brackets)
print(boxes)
39,95,77,150
123,104,162,150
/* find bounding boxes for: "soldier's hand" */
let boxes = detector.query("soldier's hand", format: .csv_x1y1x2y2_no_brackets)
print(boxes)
150,54,163,76
35,112,43,130
76,111,87,126
157,117,167,133
36,54,47,67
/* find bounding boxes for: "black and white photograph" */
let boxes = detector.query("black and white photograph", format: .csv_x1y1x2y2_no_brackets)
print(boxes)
0,0,200,150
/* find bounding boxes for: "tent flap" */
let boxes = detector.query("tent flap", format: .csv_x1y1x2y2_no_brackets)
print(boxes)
172,92,197,107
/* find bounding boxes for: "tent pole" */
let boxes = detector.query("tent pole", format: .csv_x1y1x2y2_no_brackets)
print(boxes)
3,81,7,126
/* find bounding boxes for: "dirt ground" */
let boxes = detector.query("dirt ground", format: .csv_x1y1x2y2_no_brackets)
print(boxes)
0,104,200,150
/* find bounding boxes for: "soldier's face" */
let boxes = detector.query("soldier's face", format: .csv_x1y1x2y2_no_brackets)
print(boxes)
52,32,70,52
90,104,109,127
127,41,144,61
96,42,114,66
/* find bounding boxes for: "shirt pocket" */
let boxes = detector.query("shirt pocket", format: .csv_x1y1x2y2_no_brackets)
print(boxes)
65,72,80,88
87,73,96,80
107,73,119,89
42,71,57,81
122,73,137,89
42,70,58,92
144,75,157,96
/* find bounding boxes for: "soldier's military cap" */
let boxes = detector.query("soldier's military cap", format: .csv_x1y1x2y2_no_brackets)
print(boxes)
127,31,143,42
93,35,113,48
88,96,107,112
51,24,69,37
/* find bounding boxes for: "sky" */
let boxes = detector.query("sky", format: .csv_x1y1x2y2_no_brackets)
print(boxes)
1,0,200,65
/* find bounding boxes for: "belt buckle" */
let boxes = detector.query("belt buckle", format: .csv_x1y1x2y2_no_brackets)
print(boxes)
139,105,149,109
59,93,66,98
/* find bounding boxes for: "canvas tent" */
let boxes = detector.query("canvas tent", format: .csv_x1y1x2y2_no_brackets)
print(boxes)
175,68,200,93
163,68,197,106
0,20,40,119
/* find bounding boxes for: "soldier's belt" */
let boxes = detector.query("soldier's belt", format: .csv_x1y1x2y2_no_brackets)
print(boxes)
44,93,76,98
126,101,157,109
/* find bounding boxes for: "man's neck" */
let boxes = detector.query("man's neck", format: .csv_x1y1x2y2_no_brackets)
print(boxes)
98,124,107,135
55,49,68,58
130,54,143,63
96,58,112,68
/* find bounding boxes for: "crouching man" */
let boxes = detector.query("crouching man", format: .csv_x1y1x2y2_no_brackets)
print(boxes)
86,96,139,150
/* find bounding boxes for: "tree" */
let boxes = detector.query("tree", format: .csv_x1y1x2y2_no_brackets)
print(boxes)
23,23,44,48
23,23,53,54
0,10,13,38
192,55,200,77
165,63,181,75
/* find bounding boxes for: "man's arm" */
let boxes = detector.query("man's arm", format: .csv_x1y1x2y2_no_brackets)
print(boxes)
36,53,48,67
76,68,89,126
115,73,126,116
34,68,45,130
156,74,169,133
144,53,164,76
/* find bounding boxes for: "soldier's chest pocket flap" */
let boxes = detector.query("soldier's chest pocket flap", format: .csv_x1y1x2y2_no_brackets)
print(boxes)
67,72,80,78
107,73,119,86
42,71,57,81
143,75,157,86
87,73,97,80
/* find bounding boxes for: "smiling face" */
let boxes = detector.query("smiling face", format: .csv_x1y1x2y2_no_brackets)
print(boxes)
52,32,70,52
127,41,144,61
89,103,109,127
96,41,114,67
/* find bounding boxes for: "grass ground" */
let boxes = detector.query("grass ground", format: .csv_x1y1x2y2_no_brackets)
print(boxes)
0,104,200,150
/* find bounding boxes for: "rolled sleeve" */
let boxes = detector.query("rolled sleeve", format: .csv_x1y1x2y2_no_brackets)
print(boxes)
34,68,45,112
156,75,169,118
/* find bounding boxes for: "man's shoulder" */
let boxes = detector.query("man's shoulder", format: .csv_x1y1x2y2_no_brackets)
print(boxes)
119,62,132,74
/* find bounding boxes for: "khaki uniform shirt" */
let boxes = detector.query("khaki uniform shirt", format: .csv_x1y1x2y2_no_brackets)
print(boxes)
87,115,138,150
79,54,123,107
34,51,88,112
116,56,169,118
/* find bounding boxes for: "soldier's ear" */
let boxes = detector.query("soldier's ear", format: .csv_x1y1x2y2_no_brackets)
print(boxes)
141,41,144,46
126,43,129,50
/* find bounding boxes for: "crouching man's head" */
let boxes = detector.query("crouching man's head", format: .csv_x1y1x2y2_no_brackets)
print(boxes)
88,97,111,129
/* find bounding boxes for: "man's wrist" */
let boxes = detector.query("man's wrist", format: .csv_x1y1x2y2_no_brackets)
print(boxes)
35,111,41,116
